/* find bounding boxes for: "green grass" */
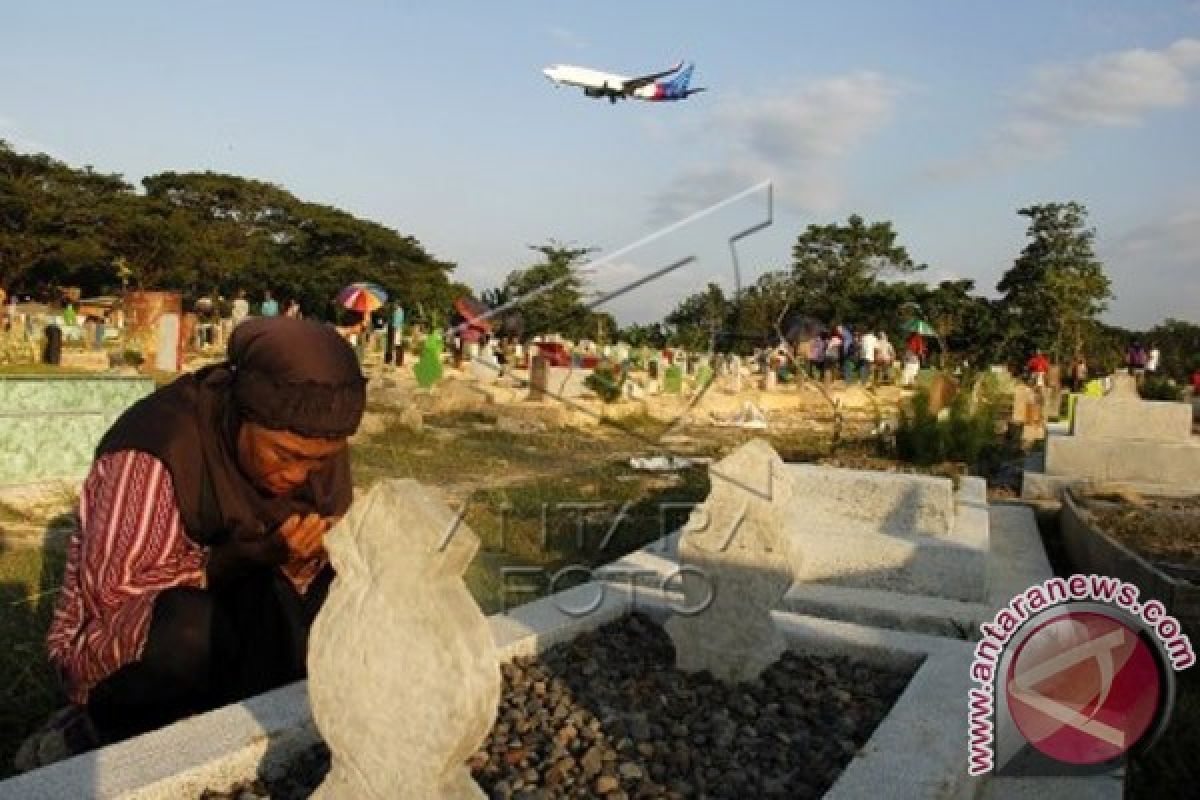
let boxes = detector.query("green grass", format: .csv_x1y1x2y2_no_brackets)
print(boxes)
0,543,66,776
1127,662,1200,797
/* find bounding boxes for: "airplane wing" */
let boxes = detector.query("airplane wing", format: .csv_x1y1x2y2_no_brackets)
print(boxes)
619,61,684,92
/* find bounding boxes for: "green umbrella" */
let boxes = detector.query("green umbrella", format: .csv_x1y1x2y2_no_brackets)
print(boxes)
903,319,937,336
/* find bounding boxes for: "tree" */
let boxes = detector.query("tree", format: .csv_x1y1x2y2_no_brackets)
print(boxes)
996,202,1112,364
497,241,595,338
664,282,729,350
0,143,458,314
790,214,923,322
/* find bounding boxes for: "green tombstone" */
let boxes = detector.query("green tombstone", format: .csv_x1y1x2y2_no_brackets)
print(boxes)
695,363,714,389
664,364,683,394
413,329,444,389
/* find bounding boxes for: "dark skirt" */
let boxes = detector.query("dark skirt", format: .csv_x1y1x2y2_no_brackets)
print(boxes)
86,566,332,743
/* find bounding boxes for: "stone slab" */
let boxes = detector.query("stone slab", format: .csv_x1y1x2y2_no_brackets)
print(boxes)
985,503,1054,610
785,464,955,537
1045,435,1200,485
1072,396,1192,442
1021,470,1196,504
0,682,316,800
783,583,987,639
787,530,988,602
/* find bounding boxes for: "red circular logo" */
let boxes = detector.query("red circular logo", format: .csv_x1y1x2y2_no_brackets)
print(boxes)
1005,611,1162,765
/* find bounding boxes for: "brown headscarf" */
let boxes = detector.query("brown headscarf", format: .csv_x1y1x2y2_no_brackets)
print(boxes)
97,317,367,547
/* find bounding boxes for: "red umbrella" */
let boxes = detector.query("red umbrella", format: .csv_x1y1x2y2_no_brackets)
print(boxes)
453,296,493,332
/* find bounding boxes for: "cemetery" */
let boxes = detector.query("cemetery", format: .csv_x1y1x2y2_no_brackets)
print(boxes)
1,71,1198,796
0,295,1196,798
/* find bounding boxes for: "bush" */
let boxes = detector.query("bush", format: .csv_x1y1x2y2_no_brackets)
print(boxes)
585,364,625,403
1140,375,1183,402
895,386,1001,467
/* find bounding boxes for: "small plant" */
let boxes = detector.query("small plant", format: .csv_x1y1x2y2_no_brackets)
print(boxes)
585,363,625,403
1140,375,1183,402
121,349,145,367
895,385,1001,468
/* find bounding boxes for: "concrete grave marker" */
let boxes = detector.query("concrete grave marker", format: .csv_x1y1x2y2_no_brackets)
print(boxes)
665,439,795,683
309,480,500,800
528,355,548,400
663,364,683,394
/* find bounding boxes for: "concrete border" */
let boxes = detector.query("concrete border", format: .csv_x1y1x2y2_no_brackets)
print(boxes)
771,611,973,800
1061,491,1200,632
0,582,663,800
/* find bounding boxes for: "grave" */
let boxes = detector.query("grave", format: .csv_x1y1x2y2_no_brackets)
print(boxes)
662,364,683,394
0,448,1118,799
0,374,155,484
1023,372,1200,500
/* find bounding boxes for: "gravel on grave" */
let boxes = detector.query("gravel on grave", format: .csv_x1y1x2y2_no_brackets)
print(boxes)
204,613,912,800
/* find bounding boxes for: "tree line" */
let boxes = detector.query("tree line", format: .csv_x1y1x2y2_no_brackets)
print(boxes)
0,140,464,319
3,140,1195,381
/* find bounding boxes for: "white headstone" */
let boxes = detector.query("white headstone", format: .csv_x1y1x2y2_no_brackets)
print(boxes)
155,312,180,372
309,481,500,800
665,440,795,683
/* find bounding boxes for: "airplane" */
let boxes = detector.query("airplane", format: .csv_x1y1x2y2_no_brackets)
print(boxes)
541,60,706,103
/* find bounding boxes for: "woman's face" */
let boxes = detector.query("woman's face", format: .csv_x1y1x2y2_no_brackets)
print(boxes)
236,422,347,496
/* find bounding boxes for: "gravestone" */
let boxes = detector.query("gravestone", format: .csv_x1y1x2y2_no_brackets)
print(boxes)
309,480,500,800
663,365,683,394
1039,375,1200,488
413,330,444,389
665,440,795,682
154,313,181,372
694,363,714,390
528,355,548,400
647,359,660,380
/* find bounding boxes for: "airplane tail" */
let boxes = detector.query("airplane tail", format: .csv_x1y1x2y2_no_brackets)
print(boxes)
662,63,704,99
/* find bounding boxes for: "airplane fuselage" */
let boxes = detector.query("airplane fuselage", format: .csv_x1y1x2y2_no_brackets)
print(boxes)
542,61,703,103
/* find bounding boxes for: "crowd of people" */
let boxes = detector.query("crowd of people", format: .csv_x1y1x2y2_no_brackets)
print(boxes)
784,323,932,387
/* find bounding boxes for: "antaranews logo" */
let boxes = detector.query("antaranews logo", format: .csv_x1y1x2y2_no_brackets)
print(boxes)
968,574,1195,777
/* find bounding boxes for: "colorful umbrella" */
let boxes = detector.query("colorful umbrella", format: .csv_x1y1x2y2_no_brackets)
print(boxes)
453,296,493,332
903,319,937,337
337,282,387,314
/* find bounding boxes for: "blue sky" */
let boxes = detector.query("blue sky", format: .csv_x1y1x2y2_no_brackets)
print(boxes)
2,1,1198,328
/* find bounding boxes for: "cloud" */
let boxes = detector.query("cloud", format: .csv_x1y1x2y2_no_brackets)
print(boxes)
930,38,1200,179
651,71,903,220
1102,207,1200,327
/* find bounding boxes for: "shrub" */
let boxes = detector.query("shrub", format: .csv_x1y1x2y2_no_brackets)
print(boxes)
1140,376,1183,402
895,385,1001,468
585,364,625,403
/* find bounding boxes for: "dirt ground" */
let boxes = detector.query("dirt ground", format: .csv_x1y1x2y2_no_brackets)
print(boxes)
1084,497,1200,570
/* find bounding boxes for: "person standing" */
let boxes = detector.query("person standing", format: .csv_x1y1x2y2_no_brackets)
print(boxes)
1126,341,1146,377
284,300,301,319
231,290,250,328
825,329,842,383
1026,349,1050,388
1146,345,1161,374
260,291,279,318
858,328,878,385
389,304,406,366
808,334,825,380
876,329,895,384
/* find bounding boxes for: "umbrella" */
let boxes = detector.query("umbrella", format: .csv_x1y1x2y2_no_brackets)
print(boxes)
782,313,827,342
337,283,387,314
453,296,493,332
903,319,937,337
